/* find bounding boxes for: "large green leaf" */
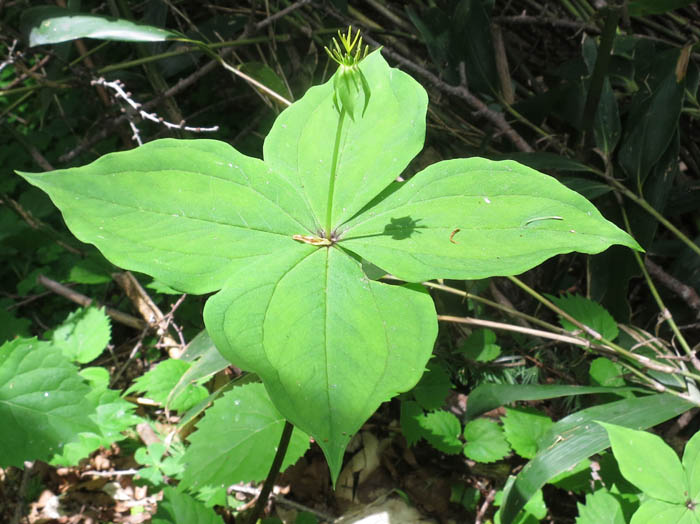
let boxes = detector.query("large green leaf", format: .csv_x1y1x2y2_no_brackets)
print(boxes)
264,51,427,230
683,431,700,503
21,7,178,46
0,338,98,467
600,422,685,503
19,139,316,294
630,499,696,524
179,383,309,491
204,248,437,479
499,394,694,524
341,158,641,282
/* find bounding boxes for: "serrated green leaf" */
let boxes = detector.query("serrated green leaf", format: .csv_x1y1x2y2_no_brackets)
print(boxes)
51,306,111,363
152,487,224,524
400,400,425,447
464,418,510,463
548,294,618,341
205,249,437,480
126,358,208,413
459,328,501,362
417,410,462,454
502,407,553,459
179,383,309,491
21,7,178,46
412,361,451,410
0,338,98,467
342,158,641,282
576,489,625,524
52,375,140,466
683,430,700,503
599,422,685,504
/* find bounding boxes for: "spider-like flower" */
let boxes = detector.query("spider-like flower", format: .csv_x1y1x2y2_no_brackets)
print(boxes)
324,27,371,120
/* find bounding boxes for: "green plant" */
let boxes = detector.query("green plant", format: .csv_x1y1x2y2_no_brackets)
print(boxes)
596,423,700,524
15,26,640,488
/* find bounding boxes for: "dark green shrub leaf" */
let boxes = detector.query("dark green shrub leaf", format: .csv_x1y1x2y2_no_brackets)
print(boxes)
412,361,451,410
459,328,501,362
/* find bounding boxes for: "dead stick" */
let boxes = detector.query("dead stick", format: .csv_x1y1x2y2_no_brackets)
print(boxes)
37,274,146,330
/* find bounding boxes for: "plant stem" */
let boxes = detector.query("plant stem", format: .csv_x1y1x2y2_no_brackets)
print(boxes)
246,421,294,524
325,108,346,235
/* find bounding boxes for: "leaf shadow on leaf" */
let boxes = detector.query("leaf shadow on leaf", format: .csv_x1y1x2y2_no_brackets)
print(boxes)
340,215,424,241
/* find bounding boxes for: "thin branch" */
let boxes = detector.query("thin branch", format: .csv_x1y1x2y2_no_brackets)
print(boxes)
645,257,700,317
438,314,591,347
37,274,147,330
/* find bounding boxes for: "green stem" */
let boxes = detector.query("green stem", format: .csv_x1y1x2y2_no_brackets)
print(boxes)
246,421,294,524
617,202,694,359
325,108,346,235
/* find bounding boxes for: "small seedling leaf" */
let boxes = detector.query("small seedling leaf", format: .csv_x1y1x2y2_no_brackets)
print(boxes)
502,407,553,459
464,418,510,463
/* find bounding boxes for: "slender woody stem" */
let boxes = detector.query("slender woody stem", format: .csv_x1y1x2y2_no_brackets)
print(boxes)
325,108,346,235
246,421,294,524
